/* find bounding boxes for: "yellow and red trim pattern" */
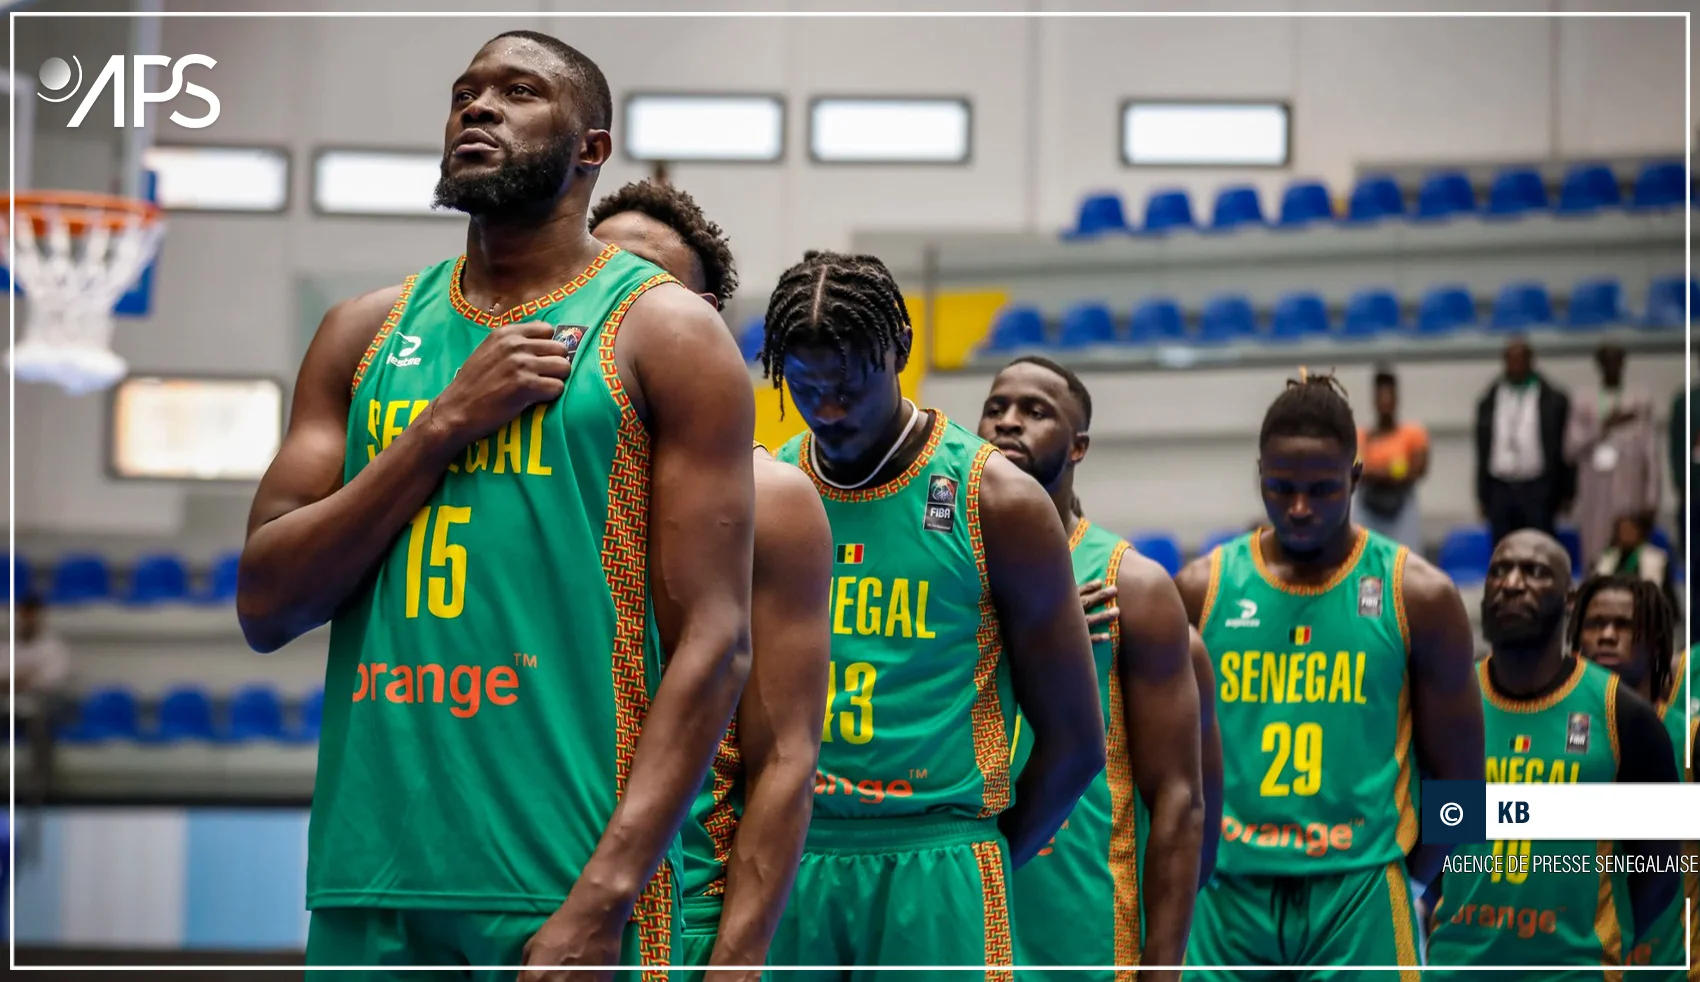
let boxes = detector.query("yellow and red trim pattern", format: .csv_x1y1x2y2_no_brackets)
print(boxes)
348,274,418,398
966,440,1010,818
595,270,680,979
1384,862,1421,981
700,721,742,897
1594,840,1625,981
1102,540,1142,975
1605,674,1621,770
1659,648,1687,720
1199,545,1224,629
795,409,948,503
1249,525,1369,597
1393,680,1418,853
971,840,1014,982
448,243,621,328
1479,656,1587,714
1067,516,1091,552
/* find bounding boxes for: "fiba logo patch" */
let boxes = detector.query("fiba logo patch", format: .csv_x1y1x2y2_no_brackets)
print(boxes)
1565,712,1591,755
38,54,220,129
1357,576,1383,619
923,474,957,533
553,325,586,362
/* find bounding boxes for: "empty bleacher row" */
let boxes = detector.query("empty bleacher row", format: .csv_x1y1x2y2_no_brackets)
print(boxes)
10,552,238,606
1068,159,1690,237
44,685,323,745
976,272,1692,353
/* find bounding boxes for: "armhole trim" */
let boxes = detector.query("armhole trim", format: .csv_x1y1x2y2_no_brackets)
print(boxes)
349,275,418,398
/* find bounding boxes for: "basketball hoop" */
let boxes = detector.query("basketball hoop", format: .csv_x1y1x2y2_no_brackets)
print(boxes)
2,191,165,395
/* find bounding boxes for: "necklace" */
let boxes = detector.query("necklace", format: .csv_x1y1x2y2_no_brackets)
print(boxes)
811,400,922,491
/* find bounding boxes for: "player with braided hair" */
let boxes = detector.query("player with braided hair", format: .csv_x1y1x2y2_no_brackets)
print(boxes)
1175,368,1484,979
1571,572,1691,975
589,180,738,310
762,250,1105,976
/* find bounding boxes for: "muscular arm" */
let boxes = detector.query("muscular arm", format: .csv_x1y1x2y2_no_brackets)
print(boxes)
708,459,832,972
569,285,756,925
1613,688,1679,941
1401,554,1486,885
1192,629,1223,888
238,285,463,652
981,455,1105,867
1115,555,1204,978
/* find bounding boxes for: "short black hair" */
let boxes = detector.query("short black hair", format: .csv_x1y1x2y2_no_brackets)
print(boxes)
1569,573,1676,705
761,250,911,405
1259,367,1358,457
1373,364,1397,388
589,180,738,303
1006,355,1092,430
490,30,612,132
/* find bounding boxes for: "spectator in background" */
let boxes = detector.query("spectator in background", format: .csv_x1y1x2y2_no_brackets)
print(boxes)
1668,382,1693,550
1355,366,1429,548
1475,337,1574,546
1592,510,1679,617
9,594,69,860
1566,342,1661,567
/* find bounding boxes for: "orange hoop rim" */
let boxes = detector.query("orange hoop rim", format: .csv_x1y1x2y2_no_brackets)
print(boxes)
4,190,161,234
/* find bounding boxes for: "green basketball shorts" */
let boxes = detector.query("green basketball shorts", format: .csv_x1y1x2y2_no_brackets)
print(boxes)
1182,863,1422,982
767,814,1013,981
671,894,723,982
305,907,650,982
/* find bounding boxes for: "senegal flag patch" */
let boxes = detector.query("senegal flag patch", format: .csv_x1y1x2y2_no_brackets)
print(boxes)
1289,626,1312,645
836,544,865,564
1512,735,1533,753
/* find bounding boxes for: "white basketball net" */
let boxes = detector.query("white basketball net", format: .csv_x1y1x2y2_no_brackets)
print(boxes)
3,204,165,395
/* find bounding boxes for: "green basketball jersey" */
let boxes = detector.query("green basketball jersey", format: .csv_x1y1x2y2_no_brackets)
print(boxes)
1427,658,1632,977
1008,519,1150,971
775,414,1012,821
679,726,741,905
1639,648,1693,975
1198,527,1415,877
308,246,681,963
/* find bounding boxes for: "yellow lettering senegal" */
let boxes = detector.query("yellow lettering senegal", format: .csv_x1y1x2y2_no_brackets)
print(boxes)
1486,757,1580,784
1263,652,1284,703
1216,650,1371,705
832,576,934,639
492,417,523,474
526,405,552,475
366,400,382,460
382,399,411,450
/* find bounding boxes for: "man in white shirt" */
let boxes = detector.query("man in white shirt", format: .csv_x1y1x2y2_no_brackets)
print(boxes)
1474,338,1576,547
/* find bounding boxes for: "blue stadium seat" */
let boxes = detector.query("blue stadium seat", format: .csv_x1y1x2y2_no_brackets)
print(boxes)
49,554,111,605
1269,292,1330,340
1056,302,1117,348
1643,275,1694,329
1128,297,1186,345
737,317,764,364
1199,528,1243,556
1631,161,1687,210
1141,189,1195,233
1278,181,1333,228
1491,282,1554,331
8,554,30,602
1556,164,1621,214
195,551,240,604
1342,288,1401,339
1557,527,1584,576
60,688,140,743
983,306,1048,352
1198,294,1257,344
1210,186,1265,231
1437,526,1493,584
1416,285,1477,334
292,689,324,743
1650,525,1672,554
1415,171,1477,220
226,685,286,742
149,687,217,743
1346,175,1405,223
1485,168,1549,217
1564,278,1625,329
124,553,189,605
1131,534,1183,577
1068,192,1129,237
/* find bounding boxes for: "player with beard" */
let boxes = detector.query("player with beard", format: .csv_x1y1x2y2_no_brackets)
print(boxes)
1571,573,1690,978
761,250,1105,976
1425,534,1678,980
590,181,834,980
975,356,1213,981
239,33,757,980
1175,370,1485,980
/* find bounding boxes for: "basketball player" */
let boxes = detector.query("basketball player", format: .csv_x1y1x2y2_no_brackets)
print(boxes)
590,181,835,977
238,33,757,979
1572,573,1690,977
975,355,1215,981
1425,535,1679,980
1175,371,1486,980
759,250,1105,975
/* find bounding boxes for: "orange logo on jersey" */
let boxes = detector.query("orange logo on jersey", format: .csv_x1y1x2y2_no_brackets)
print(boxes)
1221,814,1357,858
814,768,915,805
1445,901,1561,939
353,661,520,719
